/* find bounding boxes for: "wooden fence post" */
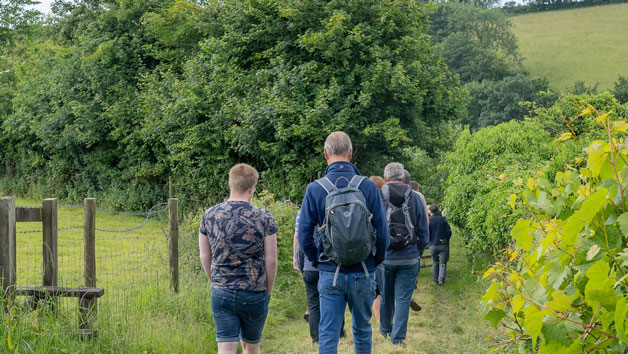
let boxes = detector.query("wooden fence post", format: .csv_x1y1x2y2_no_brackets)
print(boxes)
80,198,97,333
168,198,179,293
0,197,16,309
169,176,173,199
42,198,58,307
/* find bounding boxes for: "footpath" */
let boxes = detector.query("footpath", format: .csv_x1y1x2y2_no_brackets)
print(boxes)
262,237,504,354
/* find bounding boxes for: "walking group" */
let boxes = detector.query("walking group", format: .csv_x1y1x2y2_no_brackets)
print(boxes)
199,131,452,354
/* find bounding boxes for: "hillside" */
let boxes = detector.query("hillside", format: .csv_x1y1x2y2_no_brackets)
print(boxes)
511,3,628,90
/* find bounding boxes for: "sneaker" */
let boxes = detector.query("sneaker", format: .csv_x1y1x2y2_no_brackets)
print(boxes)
410,299,421,312
393,341,406,348
303,312,309,322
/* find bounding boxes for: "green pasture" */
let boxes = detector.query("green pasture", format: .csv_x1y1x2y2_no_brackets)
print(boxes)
3,196,503,353
511,3,628,91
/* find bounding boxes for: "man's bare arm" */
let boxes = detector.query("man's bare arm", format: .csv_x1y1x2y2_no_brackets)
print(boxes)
264,234,278,295
199,232,212,279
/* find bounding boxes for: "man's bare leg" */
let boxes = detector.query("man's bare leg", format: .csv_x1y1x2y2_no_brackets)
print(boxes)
218,342,239,354
241,340,261,354
372,295,381,323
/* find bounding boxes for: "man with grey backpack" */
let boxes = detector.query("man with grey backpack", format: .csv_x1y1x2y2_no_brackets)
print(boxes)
378,162,429,347
298,132,389,354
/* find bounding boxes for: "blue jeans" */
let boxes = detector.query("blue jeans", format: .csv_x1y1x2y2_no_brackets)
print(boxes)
211,288,270,343
318,271,376,354
379,263,420,344
430,244,449,284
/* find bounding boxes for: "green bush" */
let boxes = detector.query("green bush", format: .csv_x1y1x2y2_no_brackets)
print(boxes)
442,120,554,254
482,106,628,353
443,93,628,255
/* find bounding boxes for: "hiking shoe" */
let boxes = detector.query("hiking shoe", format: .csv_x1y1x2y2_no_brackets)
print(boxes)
303,312,309,322
410,299,421,312
393,341,406,348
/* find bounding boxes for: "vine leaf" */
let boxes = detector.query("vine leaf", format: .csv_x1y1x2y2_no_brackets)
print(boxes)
616,296,628,344
483,309,506,328
585,261,617,310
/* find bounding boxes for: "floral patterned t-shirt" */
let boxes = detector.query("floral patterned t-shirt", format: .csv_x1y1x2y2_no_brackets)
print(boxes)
199,200,278,291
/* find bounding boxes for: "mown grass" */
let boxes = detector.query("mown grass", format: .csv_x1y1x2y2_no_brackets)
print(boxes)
511,3,628,91
3,195,502,353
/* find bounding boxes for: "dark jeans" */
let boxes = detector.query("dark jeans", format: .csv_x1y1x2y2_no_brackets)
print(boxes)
379,263,420,344
303,270,345,343
430,244,449,284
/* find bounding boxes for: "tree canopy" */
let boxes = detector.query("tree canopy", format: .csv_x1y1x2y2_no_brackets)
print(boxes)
0,0,464,209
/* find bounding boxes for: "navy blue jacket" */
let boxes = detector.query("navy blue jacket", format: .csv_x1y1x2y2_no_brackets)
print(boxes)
428,213,452,246
298,161,389,273
381,182,429,263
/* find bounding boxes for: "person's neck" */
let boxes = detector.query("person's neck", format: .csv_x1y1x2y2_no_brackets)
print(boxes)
327,156,350,165
228,193,251,202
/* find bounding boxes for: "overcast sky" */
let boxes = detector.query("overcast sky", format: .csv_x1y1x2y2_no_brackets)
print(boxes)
29,0,54,14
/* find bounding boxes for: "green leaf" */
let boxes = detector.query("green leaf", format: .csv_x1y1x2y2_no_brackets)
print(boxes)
616,296,628,344
585,261,617,310
482,281,500,305
509,193,517,209
539,340,581,354
523,307,544,349
484,309,506,328
512,219,534,251
548,289,572,314
511,294,524,314
562,188,608,246
541,319,580,346
618,213,628,237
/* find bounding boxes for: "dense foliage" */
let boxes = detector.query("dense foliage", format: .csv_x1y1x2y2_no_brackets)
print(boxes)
482,105,628,353
463,74,553,130
443,93,628,255
0,0,464,210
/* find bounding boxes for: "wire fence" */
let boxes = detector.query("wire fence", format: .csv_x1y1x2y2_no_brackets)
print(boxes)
13,201,188,325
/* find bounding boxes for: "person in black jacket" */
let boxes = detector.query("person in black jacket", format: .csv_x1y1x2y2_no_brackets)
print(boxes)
428,204,452,285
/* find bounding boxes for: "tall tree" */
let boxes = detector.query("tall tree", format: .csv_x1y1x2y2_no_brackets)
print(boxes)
428,1,523,83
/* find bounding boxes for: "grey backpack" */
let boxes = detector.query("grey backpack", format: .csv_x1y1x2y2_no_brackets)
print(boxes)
316,175,377,285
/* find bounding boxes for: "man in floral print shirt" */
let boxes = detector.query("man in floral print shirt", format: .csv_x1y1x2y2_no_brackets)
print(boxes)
199,163,278,354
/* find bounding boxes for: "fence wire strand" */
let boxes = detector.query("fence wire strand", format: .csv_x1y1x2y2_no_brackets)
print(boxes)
14,202,173,325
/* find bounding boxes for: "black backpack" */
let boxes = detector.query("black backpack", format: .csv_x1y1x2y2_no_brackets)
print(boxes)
381,184,417,251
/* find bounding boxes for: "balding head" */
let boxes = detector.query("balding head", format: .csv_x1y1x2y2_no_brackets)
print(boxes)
324,131,353,161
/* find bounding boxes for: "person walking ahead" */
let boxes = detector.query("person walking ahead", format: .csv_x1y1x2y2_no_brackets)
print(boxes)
298,131,389,354
199,163,278,354
379,162,429,346
428,204,452,285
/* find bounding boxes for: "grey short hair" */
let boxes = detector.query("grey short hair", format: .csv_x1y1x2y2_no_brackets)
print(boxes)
384,162,405,181
324,131,352,157
403,170,411,184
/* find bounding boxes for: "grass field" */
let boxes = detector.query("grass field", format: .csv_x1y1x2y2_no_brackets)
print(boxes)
511,3,628,91
2,196,503,353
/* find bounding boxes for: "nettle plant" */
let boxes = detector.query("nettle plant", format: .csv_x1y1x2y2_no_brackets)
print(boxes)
481,105,628,353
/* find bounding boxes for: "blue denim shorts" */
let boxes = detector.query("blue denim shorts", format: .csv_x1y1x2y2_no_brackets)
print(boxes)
211,288,270,343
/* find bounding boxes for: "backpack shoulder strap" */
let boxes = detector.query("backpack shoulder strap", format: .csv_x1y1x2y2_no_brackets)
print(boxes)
381,184,390,203
349,175,366,189
315,177,335,194
402,185,412,208
408,191,418,228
